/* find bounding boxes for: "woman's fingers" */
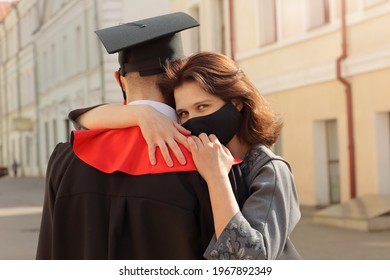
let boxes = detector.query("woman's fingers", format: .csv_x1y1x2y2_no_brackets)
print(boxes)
174,122,191,136
141,116,189,166
198,133,212,146
222,145,234,163
147,143,157,166
147,131,229,167
157,141,173,167
173,127,190,151
187,137,197,153
148,134,189,167
166,138,186,165
188,135,204,153
208,134,219,144
148,140,175,167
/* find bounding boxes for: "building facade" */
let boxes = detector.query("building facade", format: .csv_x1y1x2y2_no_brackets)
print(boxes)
171,0,390,206
1,0,389,207
0,0,172,177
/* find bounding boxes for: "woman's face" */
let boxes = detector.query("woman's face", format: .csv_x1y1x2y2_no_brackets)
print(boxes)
174,81,225,124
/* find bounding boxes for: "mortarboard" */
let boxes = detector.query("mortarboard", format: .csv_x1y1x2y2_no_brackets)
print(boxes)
95,12,199,76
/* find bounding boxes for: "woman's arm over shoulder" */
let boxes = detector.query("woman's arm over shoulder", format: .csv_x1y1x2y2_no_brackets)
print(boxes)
68,103,191,166
68,104,105,130
68,103,142,130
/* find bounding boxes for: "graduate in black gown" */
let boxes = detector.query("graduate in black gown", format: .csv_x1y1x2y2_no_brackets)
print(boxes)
36,12,243,260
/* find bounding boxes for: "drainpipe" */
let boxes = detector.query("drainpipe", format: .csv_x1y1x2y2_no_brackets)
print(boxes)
336,0,356,199
228,0,235,60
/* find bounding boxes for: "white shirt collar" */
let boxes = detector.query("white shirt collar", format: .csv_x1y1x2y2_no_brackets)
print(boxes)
127,100,178,122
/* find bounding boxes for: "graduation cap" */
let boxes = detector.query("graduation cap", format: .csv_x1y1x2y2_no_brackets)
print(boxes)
95,12,199,76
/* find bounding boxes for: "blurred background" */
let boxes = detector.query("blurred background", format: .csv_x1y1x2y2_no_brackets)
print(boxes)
0,0,389,259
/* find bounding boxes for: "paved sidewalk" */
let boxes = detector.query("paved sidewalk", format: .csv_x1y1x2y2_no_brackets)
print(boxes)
291,207,390,259
1,176,389,260
0,177,44,260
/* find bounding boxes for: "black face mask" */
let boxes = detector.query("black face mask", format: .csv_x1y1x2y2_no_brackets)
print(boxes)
182,102,243,145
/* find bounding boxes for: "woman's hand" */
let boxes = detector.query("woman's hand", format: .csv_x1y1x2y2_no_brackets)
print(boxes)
137,106,191,167
187,133,239,239
187,133,234,182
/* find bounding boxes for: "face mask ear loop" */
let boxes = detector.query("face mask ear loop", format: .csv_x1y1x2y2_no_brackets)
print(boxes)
118,68,127,104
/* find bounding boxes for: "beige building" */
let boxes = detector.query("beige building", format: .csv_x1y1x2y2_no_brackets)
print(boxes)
172,0,390,207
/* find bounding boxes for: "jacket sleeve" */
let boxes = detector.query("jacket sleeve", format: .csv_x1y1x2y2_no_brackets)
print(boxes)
36,144,62,259
204,159,300,260
68,104,105,130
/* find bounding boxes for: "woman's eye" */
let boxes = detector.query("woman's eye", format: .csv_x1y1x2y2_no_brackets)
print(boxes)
198,104,208,110
178,111,188,119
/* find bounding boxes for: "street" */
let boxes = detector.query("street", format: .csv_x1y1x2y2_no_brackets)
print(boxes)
0,176,390,260
0,177,44,259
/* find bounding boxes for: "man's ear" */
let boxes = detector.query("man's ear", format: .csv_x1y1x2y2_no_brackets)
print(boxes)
114,71,126,91
114,70,127,104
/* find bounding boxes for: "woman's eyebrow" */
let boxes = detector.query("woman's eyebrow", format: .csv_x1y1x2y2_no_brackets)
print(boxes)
176,99,213,113
192,99,213,107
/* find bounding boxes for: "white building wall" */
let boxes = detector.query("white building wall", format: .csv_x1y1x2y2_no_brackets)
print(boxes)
0,0,171,176
1,2,29,175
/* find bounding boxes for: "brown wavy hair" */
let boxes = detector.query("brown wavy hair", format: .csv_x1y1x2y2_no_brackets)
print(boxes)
158,51,283,147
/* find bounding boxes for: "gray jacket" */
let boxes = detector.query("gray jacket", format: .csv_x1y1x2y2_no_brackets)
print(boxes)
204,144,301,259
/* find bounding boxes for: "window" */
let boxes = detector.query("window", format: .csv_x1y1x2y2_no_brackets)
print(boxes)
21,8,33,47
64,118,70,141
12,139,16,164
313,119,340,206
51,43,56,81
25,136,32,166
75,26,82,72
44,122,50,161
63,35,68,77
216,0,227,54
31,4,39,33
258,0,277,46
306,0,329,30
326,120,340,204
189,6,200,53
53,119,58,145
7,80,17,111
365,0,388,8
30,69,36,102
21,14,26,46
7,26,18,56
21,70,35,106
375,112,390,194
43,51,48,87
20,71,27,106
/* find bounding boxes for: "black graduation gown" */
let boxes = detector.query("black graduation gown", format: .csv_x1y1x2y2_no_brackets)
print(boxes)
36,140,215,260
